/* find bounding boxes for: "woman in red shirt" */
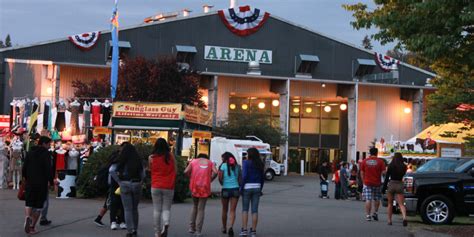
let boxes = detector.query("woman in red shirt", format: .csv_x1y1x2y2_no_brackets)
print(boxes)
149,138,176,237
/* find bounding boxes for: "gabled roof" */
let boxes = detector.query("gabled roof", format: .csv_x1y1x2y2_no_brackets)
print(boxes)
0,10,436,77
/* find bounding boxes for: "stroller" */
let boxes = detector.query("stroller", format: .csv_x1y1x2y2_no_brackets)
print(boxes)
348,180,360,200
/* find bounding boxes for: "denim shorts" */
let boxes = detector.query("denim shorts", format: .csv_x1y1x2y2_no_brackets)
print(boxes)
221,188,240,199
242,188,261,214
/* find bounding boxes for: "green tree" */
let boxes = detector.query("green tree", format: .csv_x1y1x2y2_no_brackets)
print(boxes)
343,1,474,128
362,35,373,50
215,112,285,146
0,40,4,48
4,34,11,47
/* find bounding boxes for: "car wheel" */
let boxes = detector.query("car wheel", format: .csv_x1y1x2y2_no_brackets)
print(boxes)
420,195,455,225
264,170,275,181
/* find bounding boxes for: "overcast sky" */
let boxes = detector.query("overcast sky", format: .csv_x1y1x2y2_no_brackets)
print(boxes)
0,0,394,52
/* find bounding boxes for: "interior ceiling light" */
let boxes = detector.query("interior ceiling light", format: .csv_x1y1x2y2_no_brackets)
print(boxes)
305,107,313,113
258,102,266,109
272,99,280,107
229,103,236,110
324,105,331,112
242,104,248,110
340,104,347,111
293,107,300,113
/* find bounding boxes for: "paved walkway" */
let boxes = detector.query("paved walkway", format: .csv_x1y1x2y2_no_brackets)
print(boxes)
1,175,416,237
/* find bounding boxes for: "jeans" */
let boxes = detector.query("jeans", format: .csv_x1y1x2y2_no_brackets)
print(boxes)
40,195,49,220
110,191,124,223
340,179,349,199
151,188,174,234
242,188,261,214
334,182,341,199
189,197,208,233
120,181,142,233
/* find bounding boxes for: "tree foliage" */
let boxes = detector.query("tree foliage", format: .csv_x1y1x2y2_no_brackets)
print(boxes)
215,112,285,146
73,56,205,108
0,34,12,48
343,1,474,128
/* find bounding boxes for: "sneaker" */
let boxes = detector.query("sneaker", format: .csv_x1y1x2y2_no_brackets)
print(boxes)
372,213,379,221
365,215,372,221
188,228,196,234
194,231,203,237
111,222,118,230
228,227,234,236
24,216,32,234
161,225,169,237
39,219,52,226
119,222,127,229
403,219,408,227
94,218,105,227
250,228,256,237
239,228,248,236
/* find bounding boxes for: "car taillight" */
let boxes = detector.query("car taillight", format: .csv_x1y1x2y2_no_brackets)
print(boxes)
404,177,414,193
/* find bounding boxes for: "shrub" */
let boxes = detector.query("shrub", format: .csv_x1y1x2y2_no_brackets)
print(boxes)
77,144,189,202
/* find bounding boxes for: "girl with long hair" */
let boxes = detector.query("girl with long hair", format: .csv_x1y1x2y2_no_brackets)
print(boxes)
184,153,218,237
382,152,408,226
240,148,265,237
149,138,176,237
218,152,241,236
111,143,145,237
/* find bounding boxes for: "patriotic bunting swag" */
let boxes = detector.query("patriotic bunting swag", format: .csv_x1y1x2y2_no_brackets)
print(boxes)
68,31,101,51
375,53,400,71
218,5,270,37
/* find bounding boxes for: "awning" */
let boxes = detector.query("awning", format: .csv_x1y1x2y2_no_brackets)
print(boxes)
406,123,473,144
356,58,376,66
299,54,320,62
176,45,197,53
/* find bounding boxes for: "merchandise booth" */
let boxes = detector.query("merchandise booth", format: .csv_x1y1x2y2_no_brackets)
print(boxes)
111,102,212,158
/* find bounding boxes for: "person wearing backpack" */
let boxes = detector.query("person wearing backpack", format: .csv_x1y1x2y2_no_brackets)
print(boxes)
149,138,176,237
240,148,265,237
218,152,241,236
184,153,218,237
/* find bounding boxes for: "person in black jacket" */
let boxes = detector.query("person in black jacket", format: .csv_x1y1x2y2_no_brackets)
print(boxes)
382,152,408,226
22,136,54,234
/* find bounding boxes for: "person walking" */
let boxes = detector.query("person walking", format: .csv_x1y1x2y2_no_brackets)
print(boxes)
360,147,386,221
340,162,349,200
149,138,176,237
218,152,241,236
22,136,54,234
382,153,408,226
185,153,218,237
318,161,330,198
39,141,55,226
109,152,126,230
333,163,341,200
112,143,145,237
240,148,265,237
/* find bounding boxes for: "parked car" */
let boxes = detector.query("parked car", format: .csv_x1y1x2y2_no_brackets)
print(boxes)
402,157,474,225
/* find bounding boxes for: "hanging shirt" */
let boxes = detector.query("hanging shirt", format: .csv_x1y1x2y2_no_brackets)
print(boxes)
91,103,101,127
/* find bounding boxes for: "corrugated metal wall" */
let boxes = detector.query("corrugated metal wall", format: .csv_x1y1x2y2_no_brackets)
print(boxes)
290,81,338,100
357,86,413,152
3,62,45,111
58,65,110,99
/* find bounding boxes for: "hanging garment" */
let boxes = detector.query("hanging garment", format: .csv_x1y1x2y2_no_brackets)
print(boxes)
18,102,25,130
9,102,15,130
55,149,67,171
67,149,80,171
30,102,39,133
91,102,101,127
102,106,111,127
43,101,51,130
70,105,80,136
10,145,23,172
55,101,67,132
15,103,20,127
23,101,31,129
83,102,91,132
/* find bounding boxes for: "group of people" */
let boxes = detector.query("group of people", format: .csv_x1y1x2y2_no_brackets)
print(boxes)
90,138,265,237
319,147,408,226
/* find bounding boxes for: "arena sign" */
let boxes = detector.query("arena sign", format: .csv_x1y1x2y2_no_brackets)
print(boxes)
204,45,272,64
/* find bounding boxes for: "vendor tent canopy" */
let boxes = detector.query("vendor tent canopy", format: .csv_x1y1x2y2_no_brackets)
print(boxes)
407,123,473,144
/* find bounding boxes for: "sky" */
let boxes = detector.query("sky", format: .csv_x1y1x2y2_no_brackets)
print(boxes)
0,0,394,52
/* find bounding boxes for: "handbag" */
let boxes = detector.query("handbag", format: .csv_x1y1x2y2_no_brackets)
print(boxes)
17,181,26,201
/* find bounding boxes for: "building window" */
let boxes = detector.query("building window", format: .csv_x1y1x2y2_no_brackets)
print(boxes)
106,41,131,61
354,58,376,77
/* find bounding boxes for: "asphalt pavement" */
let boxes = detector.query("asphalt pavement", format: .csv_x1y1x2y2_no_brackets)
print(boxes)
0,175,436,237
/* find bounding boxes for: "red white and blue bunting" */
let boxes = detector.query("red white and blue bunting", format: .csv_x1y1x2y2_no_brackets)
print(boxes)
68,31,101,51
218,5,270,37
375,53,400,71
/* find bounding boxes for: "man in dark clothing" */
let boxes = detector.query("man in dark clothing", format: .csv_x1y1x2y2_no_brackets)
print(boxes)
318,161,330,198
22,136,54,234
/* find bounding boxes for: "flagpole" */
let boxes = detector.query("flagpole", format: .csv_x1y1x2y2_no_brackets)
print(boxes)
110,0,119,100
